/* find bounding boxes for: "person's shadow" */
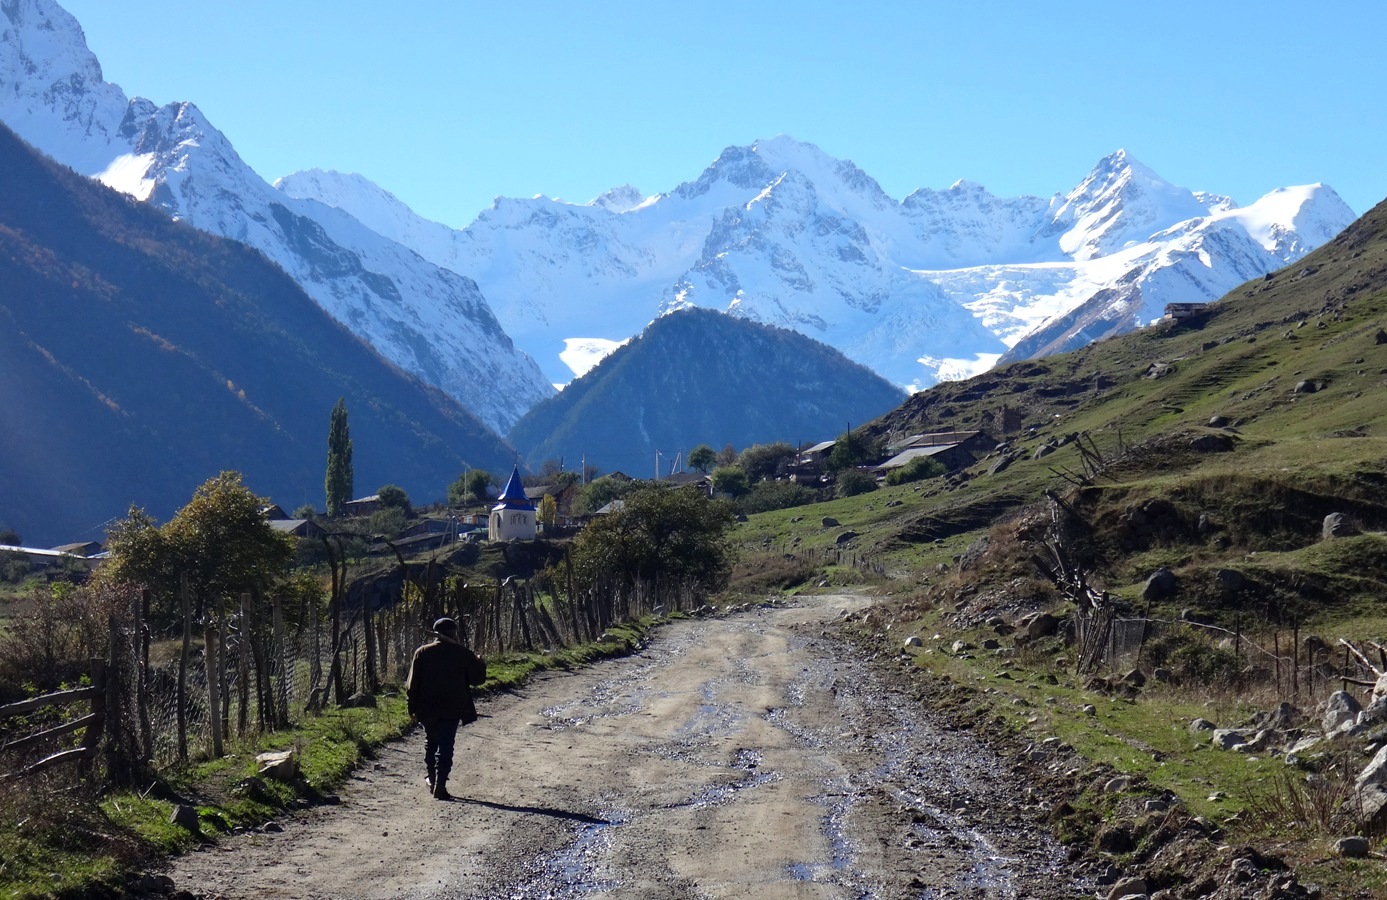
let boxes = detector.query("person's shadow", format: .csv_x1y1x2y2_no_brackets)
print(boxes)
452,797,609,825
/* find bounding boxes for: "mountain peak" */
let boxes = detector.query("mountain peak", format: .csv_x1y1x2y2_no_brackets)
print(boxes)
589,184,646,213
1049,149,1208,260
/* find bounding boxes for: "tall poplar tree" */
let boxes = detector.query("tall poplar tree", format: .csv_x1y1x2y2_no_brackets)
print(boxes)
325,398,353,516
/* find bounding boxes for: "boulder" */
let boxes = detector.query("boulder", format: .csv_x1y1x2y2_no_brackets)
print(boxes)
169,804,200,833
1189,433,1234,453
1208,415,1230,427
1322,512,1358,539
1107,876,1149,899
342,691,377,708
1121,669,1147,688
835,530,858,545
1104,776,1133,793
1294,379,1318,394
1357,743,1387,790
1189,718,1216,733
1022,611,1060,640
1323,690,1362,735
1210,729,1248,750
1336,836,1371,858
820,516,840,528
257,749,298,782
1142,567,1177,601
903,636,923,649
1032,443,1056,460
1215,569,1244,592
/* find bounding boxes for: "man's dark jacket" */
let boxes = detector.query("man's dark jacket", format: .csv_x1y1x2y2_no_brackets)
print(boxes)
406,638,479,724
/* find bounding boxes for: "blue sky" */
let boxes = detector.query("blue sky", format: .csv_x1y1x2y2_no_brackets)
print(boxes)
60,0,1385,227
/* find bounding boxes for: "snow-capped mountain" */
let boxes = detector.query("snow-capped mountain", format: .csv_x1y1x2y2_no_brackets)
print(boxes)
282,140,1354,393
4,0,1356,411
0,0,551,434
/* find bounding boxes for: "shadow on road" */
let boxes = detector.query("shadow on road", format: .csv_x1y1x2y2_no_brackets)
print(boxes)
454,797,610,825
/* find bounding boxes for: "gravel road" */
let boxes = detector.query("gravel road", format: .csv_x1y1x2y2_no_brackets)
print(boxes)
168,594,1087,899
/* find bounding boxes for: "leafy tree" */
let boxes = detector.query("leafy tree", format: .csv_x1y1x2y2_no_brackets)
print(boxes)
368,506,408,539
538,458,566,479
0,526,20,545
826,430,878,473
376,484,411,516
324,398,354,517
688,444,717,474
538,494,558,527
0,550,31,584
575,476,637,515
716,443,738,466
292,503,317,519
711,466,750,497
738,480,822,514
835,470,878,498
737,442,796,482
884,455,947,486
448,469,495,505
571,485,736,601
105,473,295,625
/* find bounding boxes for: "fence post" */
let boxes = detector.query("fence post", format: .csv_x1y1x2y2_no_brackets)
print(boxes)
136,589,153,766
1292,622,1300,698
1273,631,1281,698
82,656,106,782
205,618,224,757
177,576,192,761
272,591,288,728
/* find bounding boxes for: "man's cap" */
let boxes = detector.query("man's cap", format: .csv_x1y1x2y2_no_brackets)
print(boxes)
432,617,459,636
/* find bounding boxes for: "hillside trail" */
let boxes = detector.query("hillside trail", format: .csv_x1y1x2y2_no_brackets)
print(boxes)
167,594,1087,899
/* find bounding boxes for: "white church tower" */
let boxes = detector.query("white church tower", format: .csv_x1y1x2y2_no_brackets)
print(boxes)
488,466,537,541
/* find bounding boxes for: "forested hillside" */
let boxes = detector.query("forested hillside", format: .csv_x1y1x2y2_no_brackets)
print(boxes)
0,124,514,544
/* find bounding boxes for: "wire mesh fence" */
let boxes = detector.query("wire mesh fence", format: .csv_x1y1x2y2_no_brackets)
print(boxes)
3,557,707,786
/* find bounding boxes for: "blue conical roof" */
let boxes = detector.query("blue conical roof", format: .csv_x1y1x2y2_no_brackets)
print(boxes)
493,465,535,511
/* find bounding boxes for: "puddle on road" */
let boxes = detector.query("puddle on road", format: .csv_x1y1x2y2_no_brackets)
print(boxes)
784,787,857,885
660,748,780,810
503,807,631,899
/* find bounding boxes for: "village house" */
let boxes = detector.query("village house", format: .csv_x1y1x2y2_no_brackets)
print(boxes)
877,430,997,474
267,518,326,540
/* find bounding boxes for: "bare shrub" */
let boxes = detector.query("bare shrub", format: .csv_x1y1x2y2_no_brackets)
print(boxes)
1246,751,1363,837
0,582,137,695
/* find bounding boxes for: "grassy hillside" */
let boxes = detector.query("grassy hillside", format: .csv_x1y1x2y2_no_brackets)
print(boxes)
729,198,1387,895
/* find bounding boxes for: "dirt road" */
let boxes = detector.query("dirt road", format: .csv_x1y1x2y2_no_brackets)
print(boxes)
169,594,1087,899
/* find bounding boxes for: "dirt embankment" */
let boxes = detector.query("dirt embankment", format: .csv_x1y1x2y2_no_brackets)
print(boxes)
167,594,1087,899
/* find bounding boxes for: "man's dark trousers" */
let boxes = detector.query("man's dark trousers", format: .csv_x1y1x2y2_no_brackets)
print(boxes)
423,717,460,788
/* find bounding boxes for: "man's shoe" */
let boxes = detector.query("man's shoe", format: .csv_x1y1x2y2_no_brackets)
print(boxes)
432,781,453,801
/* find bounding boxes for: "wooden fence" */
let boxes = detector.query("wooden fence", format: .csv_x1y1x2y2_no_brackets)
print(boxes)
0,544,712,785
0,659,106,780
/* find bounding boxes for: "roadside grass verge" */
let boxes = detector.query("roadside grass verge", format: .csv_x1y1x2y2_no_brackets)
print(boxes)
0,615,663,899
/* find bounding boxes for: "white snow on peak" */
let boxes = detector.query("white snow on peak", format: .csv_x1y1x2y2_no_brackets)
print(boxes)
589,185,647,213
559,337,630,380
0,3,552,433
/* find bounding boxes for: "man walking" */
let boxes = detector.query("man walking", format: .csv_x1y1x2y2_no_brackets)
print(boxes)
405,617,484,800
